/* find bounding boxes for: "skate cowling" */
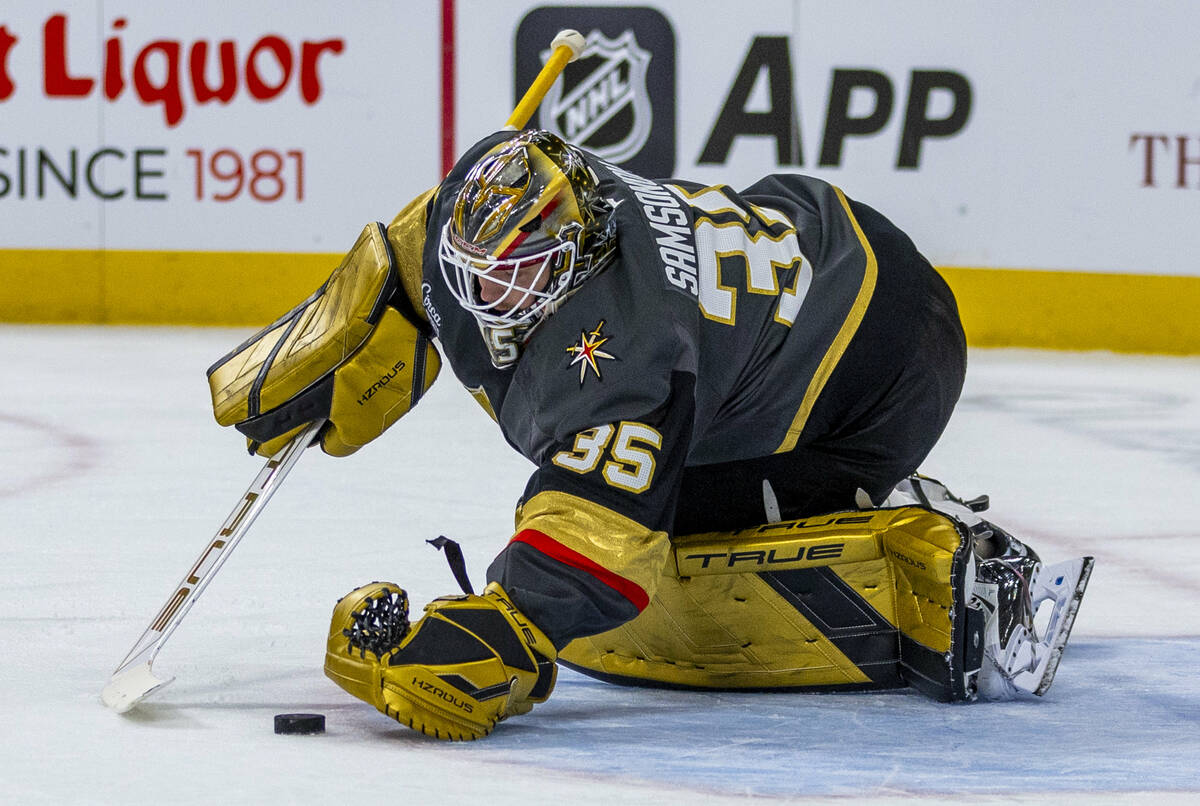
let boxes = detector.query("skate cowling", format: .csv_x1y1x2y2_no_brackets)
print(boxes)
885,476,1095,700
975,553,1094,698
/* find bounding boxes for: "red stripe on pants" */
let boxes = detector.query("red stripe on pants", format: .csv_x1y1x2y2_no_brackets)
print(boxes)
510,529,650,611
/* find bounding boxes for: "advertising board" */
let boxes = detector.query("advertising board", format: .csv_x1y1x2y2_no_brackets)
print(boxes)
3,1,1198,350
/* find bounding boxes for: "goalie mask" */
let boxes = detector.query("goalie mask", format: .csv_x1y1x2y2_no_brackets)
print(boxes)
438,130,616,366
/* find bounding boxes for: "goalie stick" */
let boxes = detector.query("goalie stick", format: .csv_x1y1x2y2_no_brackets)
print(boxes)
101,28,586,715
101,420,323,713
505,29,585,130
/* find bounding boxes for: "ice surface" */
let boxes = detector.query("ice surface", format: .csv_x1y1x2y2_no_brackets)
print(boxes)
2,326,1198,804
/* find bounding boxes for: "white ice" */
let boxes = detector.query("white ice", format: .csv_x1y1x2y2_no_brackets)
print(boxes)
1,325,1198,804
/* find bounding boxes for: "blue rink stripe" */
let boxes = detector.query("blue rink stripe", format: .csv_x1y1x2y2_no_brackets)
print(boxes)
470,638,1200,797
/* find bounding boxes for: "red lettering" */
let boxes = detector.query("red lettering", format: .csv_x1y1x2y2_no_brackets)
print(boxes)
210,149,245,201
299,39,344,103
187,148,305,202
43,14,95,97
133,40,183,126
245,36,292,100
104,19,126,100
250,150,285,200
23,17,344,124
190,41,237,103
287,149,304,200
0,25,18,100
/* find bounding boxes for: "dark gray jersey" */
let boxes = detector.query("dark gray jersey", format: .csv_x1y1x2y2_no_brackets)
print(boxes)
419,131,962,645
423,132,876,531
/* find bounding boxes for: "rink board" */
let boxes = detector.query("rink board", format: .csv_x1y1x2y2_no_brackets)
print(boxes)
3,1,1199,352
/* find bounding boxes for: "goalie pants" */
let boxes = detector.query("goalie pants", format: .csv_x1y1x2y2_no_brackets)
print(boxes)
672,199,967,536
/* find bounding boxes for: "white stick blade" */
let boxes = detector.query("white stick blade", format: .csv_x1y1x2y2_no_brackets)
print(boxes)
101,662,174,713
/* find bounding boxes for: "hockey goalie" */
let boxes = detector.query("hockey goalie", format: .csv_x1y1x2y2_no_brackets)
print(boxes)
207,128,1093,740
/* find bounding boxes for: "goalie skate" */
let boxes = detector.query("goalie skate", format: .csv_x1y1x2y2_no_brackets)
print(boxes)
974,551,1094,699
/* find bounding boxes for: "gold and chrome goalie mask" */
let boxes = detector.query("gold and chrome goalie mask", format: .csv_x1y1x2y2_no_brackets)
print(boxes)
438,130,615,365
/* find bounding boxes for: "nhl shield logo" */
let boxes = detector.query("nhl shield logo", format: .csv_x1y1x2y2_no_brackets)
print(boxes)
516,6,676,174
540,31,652,165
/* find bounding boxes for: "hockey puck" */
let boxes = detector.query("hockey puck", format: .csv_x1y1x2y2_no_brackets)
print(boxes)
274,713,325,735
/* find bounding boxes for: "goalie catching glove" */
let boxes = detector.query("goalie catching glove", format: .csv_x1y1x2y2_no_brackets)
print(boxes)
324,581,558,741
207,195,440,456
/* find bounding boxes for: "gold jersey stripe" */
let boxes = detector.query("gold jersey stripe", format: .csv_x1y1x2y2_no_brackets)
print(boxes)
774,185,878,453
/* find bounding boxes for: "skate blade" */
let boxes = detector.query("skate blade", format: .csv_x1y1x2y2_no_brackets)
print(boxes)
1032,556,1094,696
101,662,174,713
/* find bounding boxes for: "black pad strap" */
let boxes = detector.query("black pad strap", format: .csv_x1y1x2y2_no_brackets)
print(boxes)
235,374,334,444
427,536,475,595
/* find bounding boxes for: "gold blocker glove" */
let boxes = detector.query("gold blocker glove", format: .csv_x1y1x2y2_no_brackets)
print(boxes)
207,193,439,456
324,582,558,741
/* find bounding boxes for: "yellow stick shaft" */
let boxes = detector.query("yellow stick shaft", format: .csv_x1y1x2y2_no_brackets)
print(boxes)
504,30,584,130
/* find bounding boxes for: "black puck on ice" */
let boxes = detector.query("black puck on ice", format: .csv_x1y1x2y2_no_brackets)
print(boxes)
274,713,325,735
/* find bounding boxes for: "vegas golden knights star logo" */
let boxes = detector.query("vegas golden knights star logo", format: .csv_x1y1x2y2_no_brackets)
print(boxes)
540,30,652,165
565,320,616,385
